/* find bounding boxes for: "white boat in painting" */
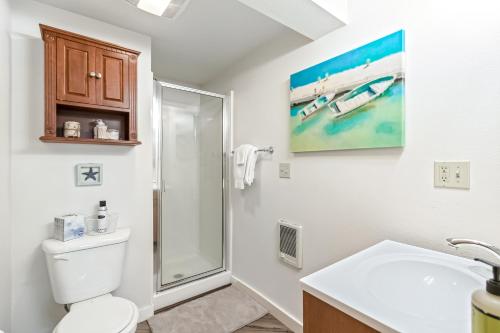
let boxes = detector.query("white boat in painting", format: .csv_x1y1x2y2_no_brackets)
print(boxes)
328,75,396,118
299,93,335,121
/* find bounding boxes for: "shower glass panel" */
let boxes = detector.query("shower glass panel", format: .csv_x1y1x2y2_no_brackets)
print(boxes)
154,82,226,290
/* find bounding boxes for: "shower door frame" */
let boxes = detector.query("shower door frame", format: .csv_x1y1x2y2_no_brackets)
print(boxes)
153,80,230,292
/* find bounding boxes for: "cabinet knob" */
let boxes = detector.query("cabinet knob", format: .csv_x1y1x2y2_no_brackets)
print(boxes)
96,72,102,79
89,71,96,78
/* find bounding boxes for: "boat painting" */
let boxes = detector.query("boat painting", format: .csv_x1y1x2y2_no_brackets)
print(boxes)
289,30,405,152
299,93,335,121
328,75,395,118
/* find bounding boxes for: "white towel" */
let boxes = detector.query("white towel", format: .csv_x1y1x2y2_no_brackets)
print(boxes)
233,144,258,189
244,146,258,186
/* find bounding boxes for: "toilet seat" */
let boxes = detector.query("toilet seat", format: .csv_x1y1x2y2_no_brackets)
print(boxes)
54,295,138,333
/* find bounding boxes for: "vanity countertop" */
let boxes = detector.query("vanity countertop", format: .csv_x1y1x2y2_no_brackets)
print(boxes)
300,240,489,333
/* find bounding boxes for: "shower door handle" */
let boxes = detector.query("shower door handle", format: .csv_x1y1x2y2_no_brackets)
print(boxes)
162,179,167,193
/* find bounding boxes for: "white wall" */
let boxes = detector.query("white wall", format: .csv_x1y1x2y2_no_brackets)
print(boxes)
9,1,153,332
0,0,11,331
205,0,500,324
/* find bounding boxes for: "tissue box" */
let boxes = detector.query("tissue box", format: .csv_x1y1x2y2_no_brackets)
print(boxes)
54,214,85,241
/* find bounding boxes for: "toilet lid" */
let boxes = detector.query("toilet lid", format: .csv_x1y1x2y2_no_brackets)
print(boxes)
56,296,135,333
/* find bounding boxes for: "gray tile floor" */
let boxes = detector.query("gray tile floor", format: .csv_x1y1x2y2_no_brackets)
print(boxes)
136,313,293,333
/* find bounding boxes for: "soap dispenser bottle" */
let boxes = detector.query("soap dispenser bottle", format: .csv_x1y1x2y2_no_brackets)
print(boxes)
472,258,500,333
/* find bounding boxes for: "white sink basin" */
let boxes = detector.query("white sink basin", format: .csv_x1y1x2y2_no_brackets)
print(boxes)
300,241,489,333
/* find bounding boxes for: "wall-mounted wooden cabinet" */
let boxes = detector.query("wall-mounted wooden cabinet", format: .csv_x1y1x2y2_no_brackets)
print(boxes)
40,24,140,146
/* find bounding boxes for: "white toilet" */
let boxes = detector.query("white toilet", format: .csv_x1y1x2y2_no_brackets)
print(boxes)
42,228,139,333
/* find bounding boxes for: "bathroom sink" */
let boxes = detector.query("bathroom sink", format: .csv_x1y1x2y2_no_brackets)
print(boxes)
300,241,488,333
362,255,484,324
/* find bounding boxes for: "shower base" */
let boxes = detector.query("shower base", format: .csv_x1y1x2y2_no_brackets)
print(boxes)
163,253,219,285
154,270,232,311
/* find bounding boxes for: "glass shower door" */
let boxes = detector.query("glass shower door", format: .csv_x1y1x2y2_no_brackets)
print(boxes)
157,83,225,288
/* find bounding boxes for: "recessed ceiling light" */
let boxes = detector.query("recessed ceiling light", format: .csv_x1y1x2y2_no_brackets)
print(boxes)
126,0,191,19
137,0,172,16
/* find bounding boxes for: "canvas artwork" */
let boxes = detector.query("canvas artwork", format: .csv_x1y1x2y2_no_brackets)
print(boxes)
290,30,405,152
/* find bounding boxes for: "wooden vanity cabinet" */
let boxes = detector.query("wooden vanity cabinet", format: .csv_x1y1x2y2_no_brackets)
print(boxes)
40,24,140,146
303,292,379,333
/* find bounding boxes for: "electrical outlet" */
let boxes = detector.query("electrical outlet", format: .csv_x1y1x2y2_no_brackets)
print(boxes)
439,165,449,184
434,161,470,189
279,163,291,178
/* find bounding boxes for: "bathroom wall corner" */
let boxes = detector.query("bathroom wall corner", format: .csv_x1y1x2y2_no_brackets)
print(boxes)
8,1,154,332
0,0,12,331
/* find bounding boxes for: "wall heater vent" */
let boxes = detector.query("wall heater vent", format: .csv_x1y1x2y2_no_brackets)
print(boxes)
278,219,303,269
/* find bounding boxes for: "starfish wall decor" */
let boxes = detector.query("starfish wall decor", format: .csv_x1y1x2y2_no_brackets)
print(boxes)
75,163,103,186
82,167,99,181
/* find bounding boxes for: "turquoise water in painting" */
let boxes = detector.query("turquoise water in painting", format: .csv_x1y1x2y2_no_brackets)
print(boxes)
291,30,405,89
290,80,405,152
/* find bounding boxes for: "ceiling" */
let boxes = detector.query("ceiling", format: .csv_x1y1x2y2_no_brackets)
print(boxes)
34,0,305,85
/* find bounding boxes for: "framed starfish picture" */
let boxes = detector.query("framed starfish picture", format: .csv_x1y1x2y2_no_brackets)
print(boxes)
75,163,103,186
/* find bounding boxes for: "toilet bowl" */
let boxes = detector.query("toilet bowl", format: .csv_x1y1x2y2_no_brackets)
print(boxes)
53,294,139,333
42,229,138,333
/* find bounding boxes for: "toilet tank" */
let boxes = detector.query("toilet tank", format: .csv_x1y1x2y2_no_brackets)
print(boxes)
42,228,130,305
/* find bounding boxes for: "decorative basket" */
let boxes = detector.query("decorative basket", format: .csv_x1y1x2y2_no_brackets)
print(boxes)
85,213,119,236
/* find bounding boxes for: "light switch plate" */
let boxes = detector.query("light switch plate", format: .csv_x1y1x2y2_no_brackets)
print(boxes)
279,163,291,178
434,161,470,189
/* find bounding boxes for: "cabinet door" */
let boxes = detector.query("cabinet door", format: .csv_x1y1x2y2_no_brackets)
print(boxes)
95,48,130,109
56,38,96,104
303,292,379,333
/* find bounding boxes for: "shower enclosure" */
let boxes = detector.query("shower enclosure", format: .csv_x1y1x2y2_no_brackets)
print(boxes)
153,81,229,291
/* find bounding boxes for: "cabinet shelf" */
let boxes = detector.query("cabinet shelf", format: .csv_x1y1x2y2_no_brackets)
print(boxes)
40,136,141,146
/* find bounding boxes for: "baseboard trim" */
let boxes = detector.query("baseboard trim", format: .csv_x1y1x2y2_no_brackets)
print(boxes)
231,276,303,333
138,304,154,322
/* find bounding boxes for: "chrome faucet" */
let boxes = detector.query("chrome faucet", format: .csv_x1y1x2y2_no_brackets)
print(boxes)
446,238,500,259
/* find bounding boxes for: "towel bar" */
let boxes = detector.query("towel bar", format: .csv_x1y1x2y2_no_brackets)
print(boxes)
231,146,274,155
